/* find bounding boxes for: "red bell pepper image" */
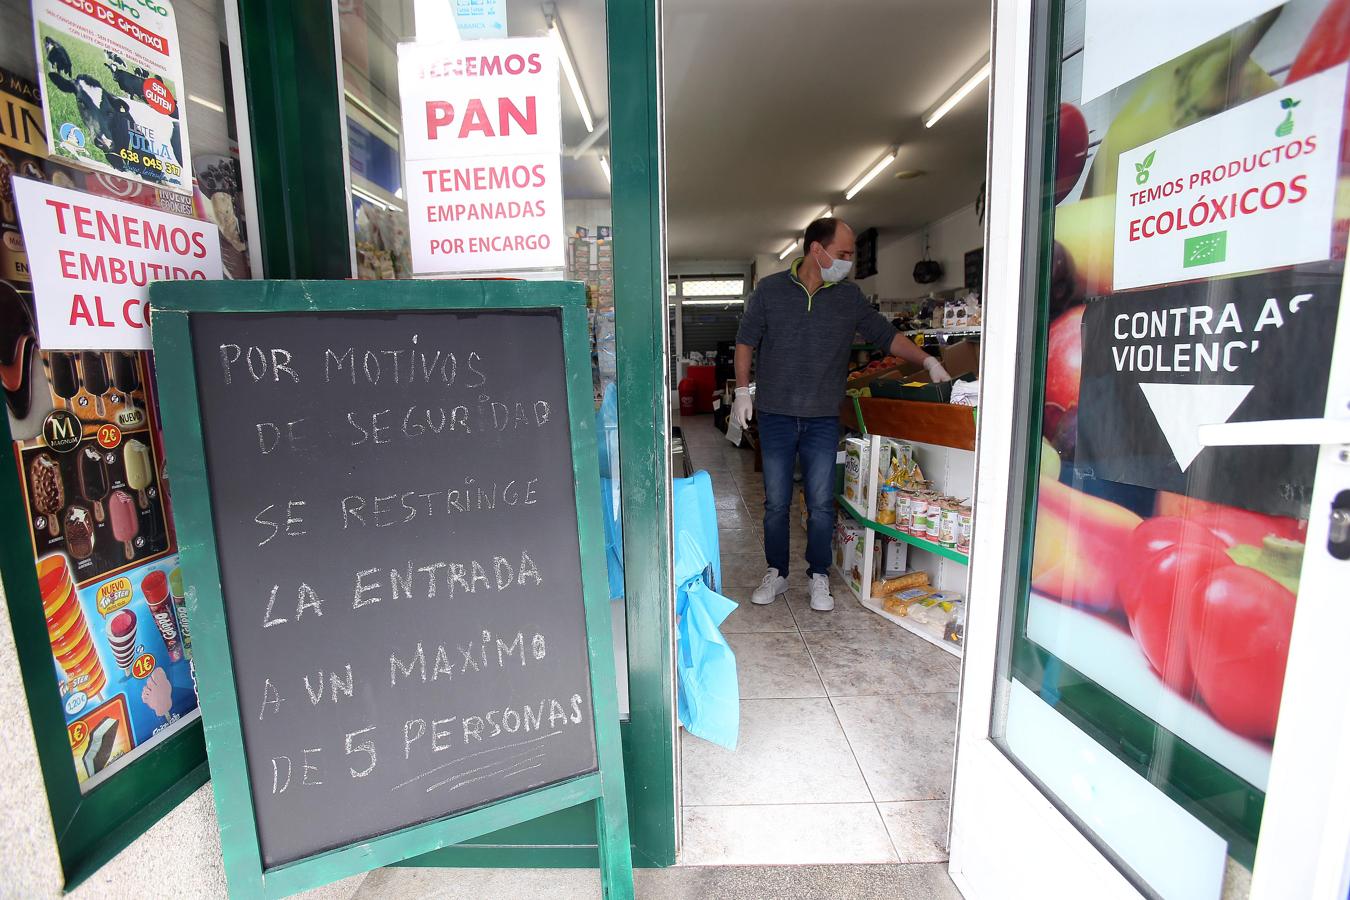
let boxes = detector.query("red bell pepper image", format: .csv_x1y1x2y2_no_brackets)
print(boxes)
1120,506,1304,742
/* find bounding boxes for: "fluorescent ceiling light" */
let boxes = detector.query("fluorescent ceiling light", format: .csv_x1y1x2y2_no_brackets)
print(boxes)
778,242,797,261
924,54,991,128
188,94,225,114
345,90,401,137
599,154,611,184
682,298,744,306
845,150,897,201
550,17,594,133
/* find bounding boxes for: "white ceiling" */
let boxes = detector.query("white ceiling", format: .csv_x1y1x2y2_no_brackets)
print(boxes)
662,0,992,262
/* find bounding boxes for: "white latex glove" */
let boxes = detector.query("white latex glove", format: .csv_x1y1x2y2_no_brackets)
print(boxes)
923,356,953,383
731,387,754,428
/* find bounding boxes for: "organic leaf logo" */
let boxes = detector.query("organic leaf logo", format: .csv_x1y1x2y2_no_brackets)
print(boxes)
1276,97,1299,137
1134,149,1156,186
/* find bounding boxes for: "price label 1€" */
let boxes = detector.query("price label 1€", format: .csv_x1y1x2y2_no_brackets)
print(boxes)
132,653,156,679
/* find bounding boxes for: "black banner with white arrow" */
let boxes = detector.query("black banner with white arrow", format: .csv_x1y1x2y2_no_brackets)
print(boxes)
1077,262,1342,519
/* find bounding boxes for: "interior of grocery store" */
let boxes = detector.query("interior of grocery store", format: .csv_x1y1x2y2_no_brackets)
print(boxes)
661,0,992,866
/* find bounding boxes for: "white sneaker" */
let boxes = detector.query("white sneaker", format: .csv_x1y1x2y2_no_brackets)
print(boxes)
751,568,789,605
809,574,834,611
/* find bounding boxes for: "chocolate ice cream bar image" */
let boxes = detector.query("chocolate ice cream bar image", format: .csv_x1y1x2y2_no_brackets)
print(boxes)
79,351,109,417
47,352,79,409
64,505,94,559
78,445,109,523
108,351,141,412
82,717,120,778
29,453,64,537
0,282,35,419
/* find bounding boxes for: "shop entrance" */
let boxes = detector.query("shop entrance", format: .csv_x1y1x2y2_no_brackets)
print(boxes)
663,0,991,869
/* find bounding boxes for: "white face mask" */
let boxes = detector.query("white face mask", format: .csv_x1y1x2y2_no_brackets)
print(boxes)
815,248,853,282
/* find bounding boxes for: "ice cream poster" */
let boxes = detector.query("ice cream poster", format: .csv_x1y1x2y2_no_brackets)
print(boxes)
32,0,193,194
44,552,200,790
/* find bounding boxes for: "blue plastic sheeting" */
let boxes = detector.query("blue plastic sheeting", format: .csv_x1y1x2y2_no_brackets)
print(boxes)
596,384,624,601
673,472,740,749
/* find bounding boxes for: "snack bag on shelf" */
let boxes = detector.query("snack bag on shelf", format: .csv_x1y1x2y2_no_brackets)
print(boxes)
872,570,930,596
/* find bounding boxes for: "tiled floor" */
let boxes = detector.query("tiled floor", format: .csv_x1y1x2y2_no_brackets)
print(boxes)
676,415,961,867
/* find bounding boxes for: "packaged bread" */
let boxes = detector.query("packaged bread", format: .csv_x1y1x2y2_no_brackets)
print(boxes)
882,586,938,616
872,570,930,596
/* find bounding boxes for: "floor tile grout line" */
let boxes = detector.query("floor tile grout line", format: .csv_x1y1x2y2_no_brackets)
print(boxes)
796,604,899,862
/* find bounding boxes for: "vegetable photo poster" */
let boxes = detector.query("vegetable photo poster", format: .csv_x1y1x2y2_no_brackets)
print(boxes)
1029,0,1348,809
32,0,192,194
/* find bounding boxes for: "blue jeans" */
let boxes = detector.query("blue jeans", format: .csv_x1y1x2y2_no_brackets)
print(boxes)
757,412,838,578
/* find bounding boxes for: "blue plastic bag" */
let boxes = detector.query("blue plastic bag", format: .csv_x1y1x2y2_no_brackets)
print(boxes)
596,384,624,600
677,577,740,749
673,471,740,749
672,471,722,592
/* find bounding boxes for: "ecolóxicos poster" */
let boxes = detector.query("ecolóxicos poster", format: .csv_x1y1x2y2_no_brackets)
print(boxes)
1033,0,1349,795
32,0,193,194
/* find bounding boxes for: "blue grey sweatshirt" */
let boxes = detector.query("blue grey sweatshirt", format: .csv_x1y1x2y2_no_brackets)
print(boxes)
736,259,898,417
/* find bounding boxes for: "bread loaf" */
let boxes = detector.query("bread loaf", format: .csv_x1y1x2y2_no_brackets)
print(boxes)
872,571,930,595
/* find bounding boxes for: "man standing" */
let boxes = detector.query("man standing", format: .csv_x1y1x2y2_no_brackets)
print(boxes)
732,218,951,611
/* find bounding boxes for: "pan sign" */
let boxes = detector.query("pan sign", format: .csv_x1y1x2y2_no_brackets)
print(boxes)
1077,264,1342,519
397,38,565,275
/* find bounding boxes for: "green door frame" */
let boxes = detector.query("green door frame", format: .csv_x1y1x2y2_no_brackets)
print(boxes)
236,0,678,869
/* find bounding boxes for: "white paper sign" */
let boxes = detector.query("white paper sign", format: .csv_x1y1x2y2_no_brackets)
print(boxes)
33,0,193,194
1080,0,1285,104
14,178,222,350
398,38,565,275
1113,64,1347,292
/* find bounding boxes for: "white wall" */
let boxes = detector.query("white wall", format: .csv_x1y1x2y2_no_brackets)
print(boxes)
564,199,613,233
854,202,983,299
749,202,982,296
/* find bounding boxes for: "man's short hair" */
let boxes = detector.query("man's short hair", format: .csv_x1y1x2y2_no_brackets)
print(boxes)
803,217,840,254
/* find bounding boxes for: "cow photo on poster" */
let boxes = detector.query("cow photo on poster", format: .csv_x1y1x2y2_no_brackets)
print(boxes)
32,0,193,194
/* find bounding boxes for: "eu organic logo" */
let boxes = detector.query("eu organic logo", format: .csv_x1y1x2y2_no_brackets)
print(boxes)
1276,97,1300,137
1134,149,1156,186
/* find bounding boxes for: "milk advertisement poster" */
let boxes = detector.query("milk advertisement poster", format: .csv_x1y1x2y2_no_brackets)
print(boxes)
33,0,193,194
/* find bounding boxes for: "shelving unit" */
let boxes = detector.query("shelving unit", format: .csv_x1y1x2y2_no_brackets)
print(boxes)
836,495,969,564
836,432,966,659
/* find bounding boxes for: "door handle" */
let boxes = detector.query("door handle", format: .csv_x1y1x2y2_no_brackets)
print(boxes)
1198,418,1350,448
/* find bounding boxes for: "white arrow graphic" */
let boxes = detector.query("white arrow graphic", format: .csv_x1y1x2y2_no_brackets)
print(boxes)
1138,382,1254,471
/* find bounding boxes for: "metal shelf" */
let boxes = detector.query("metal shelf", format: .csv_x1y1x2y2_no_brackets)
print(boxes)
837,495,969,565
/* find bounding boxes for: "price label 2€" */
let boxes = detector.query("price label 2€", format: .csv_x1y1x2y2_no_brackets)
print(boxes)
132,653,156,679
68,720,88,748
97,423,122,449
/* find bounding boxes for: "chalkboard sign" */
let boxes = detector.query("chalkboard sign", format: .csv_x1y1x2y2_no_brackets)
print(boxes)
150,280,632,899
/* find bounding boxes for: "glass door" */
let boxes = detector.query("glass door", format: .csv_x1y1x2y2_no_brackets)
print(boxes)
951,0,1350,897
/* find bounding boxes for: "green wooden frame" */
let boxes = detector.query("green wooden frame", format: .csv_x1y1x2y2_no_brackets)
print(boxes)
147,278,634,898
993,0,1266,872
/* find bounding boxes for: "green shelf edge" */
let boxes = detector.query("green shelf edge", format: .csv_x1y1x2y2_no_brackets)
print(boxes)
836,495,970,565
